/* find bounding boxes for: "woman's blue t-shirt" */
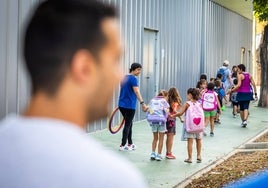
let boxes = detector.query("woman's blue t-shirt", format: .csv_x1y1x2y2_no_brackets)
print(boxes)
118,75,138,110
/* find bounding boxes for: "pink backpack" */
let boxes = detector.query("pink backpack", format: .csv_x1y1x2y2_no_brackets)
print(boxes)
185,101,204,133
201,90,217,111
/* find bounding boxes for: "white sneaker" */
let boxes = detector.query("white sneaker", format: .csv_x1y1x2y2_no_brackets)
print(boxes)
155,154,163,161
242,121,247,128
203,128,208,136
128,144,137,150
150,152,156,160
119,145,132,151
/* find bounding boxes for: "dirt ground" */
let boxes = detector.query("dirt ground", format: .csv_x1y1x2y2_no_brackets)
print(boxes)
185,132,268,188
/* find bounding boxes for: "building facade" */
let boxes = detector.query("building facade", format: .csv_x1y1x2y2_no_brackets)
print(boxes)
0,0,252,132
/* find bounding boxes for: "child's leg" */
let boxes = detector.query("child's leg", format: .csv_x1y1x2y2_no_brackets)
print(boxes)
234,104,238,115
152,132,158,152
205,116,210,127
166,133,174,154
187,138,193,160
203,112,210,136
215,111,219,121
196,138,202,159
210,116,215,133
157,132,164,155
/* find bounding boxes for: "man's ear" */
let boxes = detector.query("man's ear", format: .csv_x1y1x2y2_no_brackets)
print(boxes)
70,49,96,83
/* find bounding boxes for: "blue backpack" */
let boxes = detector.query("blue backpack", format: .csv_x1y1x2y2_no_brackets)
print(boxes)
217,68,226,82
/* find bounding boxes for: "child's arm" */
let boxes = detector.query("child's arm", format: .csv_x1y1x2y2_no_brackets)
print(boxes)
171,102,183,122
178,116,184,123
223,95,228,104
171,102,188,117
216,97,222,115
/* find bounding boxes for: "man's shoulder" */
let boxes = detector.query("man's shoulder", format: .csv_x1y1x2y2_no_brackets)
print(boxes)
0,116,147,188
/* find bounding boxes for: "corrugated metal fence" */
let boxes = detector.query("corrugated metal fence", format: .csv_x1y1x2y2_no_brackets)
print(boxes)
0,0,252,132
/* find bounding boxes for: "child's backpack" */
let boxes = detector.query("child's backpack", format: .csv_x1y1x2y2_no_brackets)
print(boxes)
230,87,238,102
214,87,225,101
146,97,168,125
185,101,204,133
201,90,217,111
217,68,226,82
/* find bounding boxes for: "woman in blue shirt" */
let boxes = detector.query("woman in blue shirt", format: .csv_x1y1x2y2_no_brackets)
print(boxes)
118,63,148,151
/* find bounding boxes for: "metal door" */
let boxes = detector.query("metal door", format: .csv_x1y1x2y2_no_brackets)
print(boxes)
141,29,158,115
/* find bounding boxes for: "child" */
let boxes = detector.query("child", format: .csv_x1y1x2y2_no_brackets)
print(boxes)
230,78,239,118
196,79,207,96
214,79,226,124
196,79,207,104
172,88,203,163
146,90,169,161
202,82,221,136
166,87,183,159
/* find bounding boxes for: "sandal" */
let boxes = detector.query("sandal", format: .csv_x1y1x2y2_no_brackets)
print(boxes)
184,159,192,163
197,158,202,163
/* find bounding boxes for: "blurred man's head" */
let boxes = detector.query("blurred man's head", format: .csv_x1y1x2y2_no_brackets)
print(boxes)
24,0,122,124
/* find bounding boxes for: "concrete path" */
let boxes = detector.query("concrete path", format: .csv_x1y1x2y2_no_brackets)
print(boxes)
91,103,268,188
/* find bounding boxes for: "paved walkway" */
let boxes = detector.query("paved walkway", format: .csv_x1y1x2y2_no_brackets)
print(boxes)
91,103,268,188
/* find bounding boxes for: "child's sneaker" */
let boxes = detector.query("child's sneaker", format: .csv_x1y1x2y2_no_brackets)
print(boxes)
210,132,214,137
128,144,137,150
155,154,163,161
166,152,176,159
203,127,208,136
119,145,132,151
242,121,247,128
215,120,221,124
150,152,156,160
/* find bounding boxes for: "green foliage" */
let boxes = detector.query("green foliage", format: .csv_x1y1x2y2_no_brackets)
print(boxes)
253,0,268,21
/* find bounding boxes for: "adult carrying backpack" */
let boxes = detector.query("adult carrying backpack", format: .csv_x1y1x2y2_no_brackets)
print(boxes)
201,90,217,111
217,67,226,82
185,101,204,133
146,97,169,125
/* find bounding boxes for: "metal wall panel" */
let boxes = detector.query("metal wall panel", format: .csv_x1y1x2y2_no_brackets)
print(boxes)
0,0,37,119
203,1,252,79
0,0,252,132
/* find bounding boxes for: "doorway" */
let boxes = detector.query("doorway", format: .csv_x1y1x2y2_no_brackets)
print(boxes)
141,29,158,113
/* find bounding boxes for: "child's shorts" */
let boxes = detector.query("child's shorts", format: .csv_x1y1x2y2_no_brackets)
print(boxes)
166,119,176,134
232,101,239,107
204,110,217,117
151,123,166,133
186,132,202,139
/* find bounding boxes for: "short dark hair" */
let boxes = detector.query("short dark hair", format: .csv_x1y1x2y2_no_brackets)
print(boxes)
199,73,207,81
207,82,215,90
237,64,246,72
187,88,200,101
24,0,117,95
216,73,222,79
233,78,238,85
214,80,221,87
129,63,142,73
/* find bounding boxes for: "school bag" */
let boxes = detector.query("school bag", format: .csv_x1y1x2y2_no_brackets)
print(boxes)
146,97,168,125
185,101,204,133
214,87,225,101
201,90,217,111
217,67,226,82
230,87,238,103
